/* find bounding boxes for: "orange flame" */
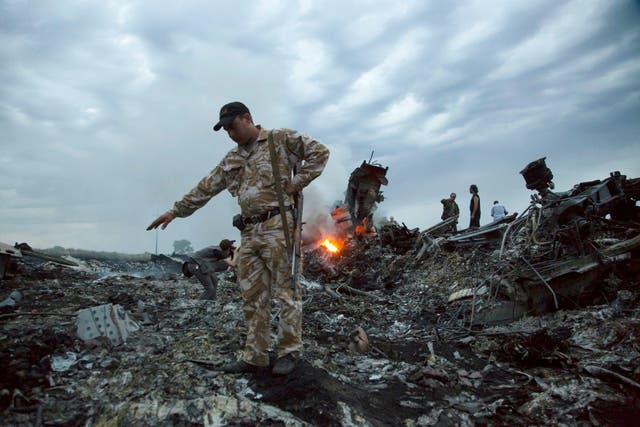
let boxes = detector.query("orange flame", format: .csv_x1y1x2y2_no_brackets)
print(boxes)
321,238,339,253
354,217,370,236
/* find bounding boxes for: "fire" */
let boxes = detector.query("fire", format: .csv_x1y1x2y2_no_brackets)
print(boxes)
354,217,375,237
321,238,340,253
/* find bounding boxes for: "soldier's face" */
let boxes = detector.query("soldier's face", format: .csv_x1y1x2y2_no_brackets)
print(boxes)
224,114,253,145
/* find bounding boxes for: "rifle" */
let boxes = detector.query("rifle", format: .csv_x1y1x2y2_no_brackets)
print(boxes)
267,131,302,300
267,131,292,252
290,161,304,300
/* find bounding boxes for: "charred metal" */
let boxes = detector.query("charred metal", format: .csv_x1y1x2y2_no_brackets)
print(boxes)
1,158,638,426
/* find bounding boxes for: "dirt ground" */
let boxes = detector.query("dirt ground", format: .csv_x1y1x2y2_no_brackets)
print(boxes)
1,237,639,426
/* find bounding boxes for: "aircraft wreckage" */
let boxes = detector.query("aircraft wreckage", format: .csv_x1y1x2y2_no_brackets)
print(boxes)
411,157,640,324
331,156,388,237
1,157,639,425
307,156,638,326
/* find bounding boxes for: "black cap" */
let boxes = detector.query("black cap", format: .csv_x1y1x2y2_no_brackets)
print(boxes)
213,102,250,131
219,239,236,251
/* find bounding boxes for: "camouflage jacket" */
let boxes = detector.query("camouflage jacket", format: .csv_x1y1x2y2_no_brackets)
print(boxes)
171,126,329,217
441,198,460,220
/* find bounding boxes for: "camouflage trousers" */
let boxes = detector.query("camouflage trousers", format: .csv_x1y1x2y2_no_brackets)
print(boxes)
237,211,302,366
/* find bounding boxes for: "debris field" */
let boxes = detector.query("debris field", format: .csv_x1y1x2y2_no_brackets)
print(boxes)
1,162,639,426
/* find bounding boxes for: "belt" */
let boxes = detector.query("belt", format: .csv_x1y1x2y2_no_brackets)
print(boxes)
242,206,292,225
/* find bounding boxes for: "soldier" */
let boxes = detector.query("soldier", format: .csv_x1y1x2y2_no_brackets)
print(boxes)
147,102,329,375
440,193,459,232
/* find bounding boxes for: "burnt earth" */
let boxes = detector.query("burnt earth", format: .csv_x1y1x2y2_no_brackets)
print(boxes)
1,240,639,426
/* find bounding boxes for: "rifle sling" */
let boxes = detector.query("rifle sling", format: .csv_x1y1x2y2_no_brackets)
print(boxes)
266,131,293,254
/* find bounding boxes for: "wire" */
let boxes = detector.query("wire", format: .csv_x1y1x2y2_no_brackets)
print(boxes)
519,256,559,310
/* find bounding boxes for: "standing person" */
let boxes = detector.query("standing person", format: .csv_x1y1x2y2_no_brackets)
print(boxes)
469,184,481,228
147,102,329,375
440,193,459,232
490,200,508,222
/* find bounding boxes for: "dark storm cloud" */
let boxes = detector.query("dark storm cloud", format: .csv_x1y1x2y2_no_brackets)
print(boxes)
1,0,638,252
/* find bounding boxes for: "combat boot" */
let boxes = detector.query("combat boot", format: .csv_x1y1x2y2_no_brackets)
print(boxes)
272,353,298,375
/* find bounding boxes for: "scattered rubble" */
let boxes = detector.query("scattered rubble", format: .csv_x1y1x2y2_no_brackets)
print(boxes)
1,159,639,425
410,159,640,325
0,243,22,281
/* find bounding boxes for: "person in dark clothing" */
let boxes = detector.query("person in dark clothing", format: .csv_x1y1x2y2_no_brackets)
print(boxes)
469,184,480,228
182,238,238,300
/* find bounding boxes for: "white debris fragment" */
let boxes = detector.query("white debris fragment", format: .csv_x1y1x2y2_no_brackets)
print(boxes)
76,304,140,346
51,352,78,372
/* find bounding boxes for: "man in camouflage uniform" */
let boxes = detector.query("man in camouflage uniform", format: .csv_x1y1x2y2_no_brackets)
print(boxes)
440,192,460,232
147,102,329,375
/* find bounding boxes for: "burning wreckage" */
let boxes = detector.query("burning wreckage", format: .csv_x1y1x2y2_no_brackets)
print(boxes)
331,157,389,238
1,158,639,426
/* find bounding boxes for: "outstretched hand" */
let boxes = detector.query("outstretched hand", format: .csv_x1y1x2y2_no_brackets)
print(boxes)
147,211,176,230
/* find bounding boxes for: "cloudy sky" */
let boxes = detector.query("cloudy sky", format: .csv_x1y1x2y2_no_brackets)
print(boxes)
1,0,639,254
